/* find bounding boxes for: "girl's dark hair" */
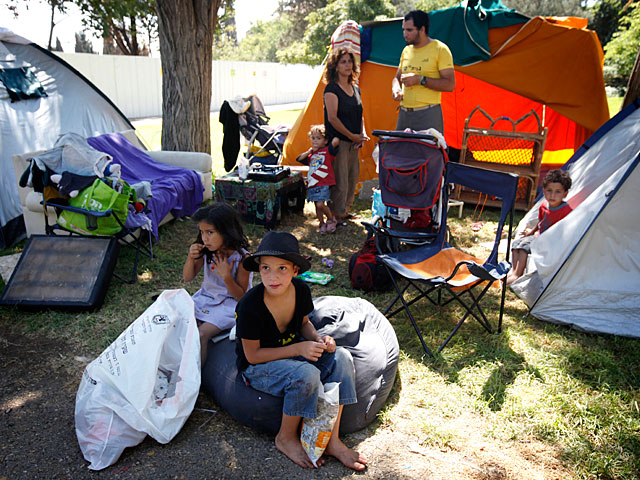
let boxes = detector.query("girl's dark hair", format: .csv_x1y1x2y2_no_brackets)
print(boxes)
192,203,249,252
543,169,572,191
322,48,360,85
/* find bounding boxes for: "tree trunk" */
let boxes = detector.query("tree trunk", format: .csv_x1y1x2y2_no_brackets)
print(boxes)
622,46,640,110
156,0,220,154
47,1,56,50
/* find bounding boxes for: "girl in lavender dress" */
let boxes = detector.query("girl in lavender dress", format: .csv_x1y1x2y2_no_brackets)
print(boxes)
183,203,252,365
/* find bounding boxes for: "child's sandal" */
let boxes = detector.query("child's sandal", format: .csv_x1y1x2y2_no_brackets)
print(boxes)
319,223,327,234
326,220,337,233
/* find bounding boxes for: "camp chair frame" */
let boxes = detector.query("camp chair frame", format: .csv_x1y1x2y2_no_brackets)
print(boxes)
377,162,518,357
42,201,153,284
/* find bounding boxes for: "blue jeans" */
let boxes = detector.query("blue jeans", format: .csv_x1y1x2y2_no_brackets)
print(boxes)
242,347,357,418
307,185,331,202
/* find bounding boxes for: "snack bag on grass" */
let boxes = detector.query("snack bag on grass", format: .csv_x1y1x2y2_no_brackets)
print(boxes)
300,382,340,467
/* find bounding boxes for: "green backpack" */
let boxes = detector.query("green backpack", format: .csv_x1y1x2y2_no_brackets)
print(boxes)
57,178,136,236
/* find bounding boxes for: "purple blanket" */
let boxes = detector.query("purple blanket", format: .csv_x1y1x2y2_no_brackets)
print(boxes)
87,133,203,238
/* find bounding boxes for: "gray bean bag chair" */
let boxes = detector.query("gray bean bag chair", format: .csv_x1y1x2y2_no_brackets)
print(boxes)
201,296,399,434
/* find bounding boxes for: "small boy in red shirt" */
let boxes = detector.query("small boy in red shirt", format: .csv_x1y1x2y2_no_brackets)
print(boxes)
507,169,573,285
297,124,340,234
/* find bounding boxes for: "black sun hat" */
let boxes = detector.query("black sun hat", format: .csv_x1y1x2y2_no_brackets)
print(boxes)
243,231,311,273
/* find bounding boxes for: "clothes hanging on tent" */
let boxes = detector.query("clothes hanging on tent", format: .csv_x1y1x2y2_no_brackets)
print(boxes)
219,100,241,173
0,67,47,102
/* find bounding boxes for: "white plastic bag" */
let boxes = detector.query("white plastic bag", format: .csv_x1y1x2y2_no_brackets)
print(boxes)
300,382,340,467
75,289,201,470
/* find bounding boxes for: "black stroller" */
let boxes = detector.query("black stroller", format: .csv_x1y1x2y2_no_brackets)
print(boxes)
363,130,449,253
239,95,290,165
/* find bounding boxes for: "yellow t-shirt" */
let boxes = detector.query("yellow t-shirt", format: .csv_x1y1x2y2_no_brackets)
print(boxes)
399,40,454,108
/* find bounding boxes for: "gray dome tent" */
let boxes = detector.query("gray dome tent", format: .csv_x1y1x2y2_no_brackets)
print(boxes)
0,28,133,248
511,100,640,337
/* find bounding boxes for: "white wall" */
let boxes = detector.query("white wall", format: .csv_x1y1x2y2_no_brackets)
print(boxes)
55,52,320,120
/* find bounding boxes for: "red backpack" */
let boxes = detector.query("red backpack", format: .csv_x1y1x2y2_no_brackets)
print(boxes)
348,237,393,292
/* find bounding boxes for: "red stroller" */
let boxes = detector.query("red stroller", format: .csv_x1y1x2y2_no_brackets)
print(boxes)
365,130,449,252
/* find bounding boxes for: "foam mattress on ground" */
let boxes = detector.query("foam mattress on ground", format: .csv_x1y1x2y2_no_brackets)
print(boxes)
201,296,399,434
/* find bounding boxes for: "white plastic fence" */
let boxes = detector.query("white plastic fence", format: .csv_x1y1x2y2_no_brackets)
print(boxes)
55,52,321,120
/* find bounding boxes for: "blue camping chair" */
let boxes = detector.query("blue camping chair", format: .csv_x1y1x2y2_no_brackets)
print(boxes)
377,162,518,357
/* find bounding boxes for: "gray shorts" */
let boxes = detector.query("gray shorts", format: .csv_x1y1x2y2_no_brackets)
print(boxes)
396,104,444,133
511,235,535,254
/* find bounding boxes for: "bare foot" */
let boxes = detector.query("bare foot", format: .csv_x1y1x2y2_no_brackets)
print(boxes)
324,438,367,471
275,433,315,468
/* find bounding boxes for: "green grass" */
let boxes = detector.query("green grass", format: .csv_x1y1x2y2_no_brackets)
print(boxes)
2,200,639,479
3,101,640,478
608,96,623,117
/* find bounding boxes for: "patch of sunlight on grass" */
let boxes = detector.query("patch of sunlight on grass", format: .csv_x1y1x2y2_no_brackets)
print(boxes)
6,194,640,479
138,270,153,282
420,422,457,449
607,96,623,117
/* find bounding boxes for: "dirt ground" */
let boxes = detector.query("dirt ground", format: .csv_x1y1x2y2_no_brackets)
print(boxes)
0,326,573,480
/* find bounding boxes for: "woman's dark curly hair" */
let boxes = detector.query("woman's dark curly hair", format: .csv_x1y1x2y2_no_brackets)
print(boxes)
192,203,249,255
322,48,360,85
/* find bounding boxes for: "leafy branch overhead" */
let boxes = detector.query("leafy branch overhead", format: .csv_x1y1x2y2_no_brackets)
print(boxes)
76,0,157,55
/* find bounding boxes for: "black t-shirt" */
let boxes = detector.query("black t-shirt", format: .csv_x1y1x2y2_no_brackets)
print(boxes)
323,82,363,142
235,277,314,372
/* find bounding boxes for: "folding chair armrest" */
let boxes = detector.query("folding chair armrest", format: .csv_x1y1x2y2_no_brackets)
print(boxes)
445,261,498,283
43,201,114,218
362,221,438,241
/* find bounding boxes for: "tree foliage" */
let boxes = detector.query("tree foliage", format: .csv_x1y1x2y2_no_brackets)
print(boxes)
605,2,640,82
1,1,69,49
278,0,395,65
214,0,237,43
74,31,95,53
412,0,459,14
277,0,328,40
590,0,630,46
214,17,292,62
76,0,157,55
52,37,64,51
502,0,588,18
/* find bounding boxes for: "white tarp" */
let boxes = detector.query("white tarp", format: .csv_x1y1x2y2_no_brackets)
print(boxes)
511,104,640,337
0,28,131,247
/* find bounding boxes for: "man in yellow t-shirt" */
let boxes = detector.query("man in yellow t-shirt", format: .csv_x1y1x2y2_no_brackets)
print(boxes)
392,10,455,134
